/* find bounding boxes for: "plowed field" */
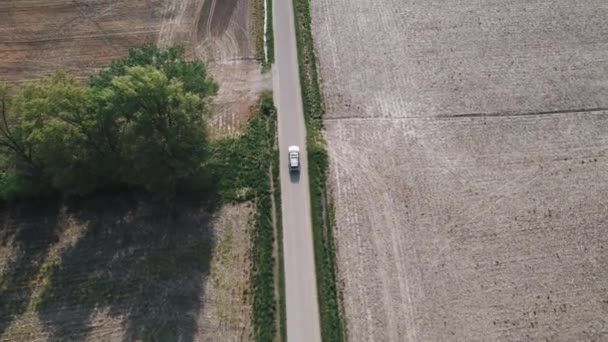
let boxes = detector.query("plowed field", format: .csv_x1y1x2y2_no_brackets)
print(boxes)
311,0,608,340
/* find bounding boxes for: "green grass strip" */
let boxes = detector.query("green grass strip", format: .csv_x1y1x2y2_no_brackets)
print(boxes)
208,92,281,342
291,0,345,341
265,0,275,68
273,141,287,342
254,0,274,70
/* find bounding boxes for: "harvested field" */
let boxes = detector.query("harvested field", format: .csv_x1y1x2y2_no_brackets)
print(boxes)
194,0,254,62
0,0,159,84
0,197,252,341
311,0,608,340
208,62,271,139
198,203,254,341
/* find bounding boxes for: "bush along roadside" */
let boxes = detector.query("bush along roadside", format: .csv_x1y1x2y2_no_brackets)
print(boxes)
272,125,287,342
208,91,283,342
292,0,345,341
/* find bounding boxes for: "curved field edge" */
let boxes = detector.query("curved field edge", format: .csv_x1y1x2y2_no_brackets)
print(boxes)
292,0,345,340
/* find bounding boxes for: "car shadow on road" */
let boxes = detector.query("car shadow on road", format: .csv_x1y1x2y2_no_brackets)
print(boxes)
289,170,301,183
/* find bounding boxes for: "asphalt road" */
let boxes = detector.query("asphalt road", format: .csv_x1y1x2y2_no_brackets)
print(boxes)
272,0,322,340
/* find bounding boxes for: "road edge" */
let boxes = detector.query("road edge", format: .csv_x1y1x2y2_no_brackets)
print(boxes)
291,0,345,341
246,92,284,342
272,140,288,342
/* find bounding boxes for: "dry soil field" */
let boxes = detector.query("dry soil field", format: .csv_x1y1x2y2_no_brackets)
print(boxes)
0,0,269,340
311,0,608,341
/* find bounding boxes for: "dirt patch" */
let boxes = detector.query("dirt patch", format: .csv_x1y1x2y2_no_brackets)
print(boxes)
312,0,608,340
192,0,270,138
156,0,199,48
0,0,159,85
0,196,253,341
197,203,253,341
208,62,271,139
313,0,608,120
194,0,254,62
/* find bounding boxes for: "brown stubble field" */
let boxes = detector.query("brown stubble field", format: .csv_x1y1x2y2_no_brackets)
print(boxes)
0,0,269,340
311,0,608,341
0,0,157,84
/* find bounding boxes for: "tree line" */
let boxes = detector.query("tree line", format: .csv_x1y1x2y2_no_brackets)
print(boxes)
0,45,218,201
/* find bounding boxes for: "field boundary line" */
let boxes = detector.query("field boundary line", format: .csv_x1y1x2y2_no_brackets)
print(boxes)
325,107,608,122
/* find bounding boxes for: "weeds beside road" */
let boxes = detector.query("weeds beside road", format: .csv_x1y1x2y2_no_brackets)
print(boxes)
254,0,274,70
209,92,284,342
292,0,344,340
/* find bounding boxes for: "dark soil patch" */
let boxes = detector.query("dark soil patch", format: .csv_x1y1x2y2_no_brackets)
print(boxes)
0,193,213,341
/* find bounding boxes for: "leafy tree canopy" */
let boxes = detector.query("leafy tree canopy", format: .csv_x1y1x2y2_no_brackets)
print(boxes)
0,45,217,200
0,71,91,195
101,65,208,194
90,44,218,101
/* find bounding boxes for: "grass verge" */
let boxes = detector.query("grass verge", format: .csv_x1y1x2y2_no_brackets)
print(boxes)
254,0,274,70
208,91,282,342
272,129,287,342
292,0,345,340
265,0,274,68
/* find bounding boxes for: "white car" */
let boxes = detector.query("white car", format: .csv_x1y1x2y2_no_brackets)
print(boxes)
288,145,300,172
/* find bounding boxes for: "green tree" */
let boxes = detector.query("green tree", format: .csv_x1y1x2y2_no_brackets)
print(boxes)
89,45,219,196
96,65,209,195
0,72,94,195
0,45,217,200
90,45,218,101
